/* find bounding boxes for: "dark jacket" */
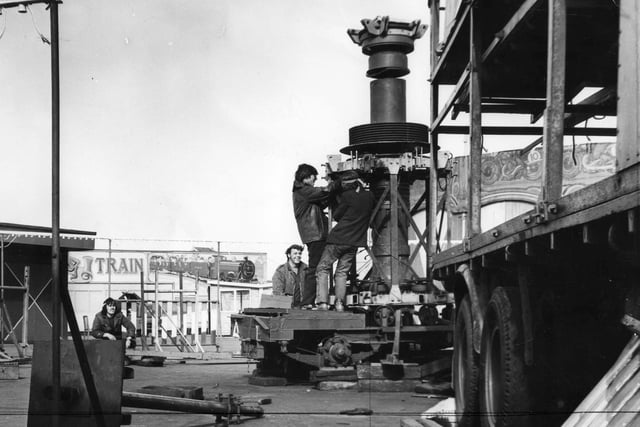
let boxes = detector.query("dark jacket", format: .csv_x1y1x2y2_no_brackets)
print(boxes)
327,187,375,247
91,312,136,340
272,261,307,296
292,180,337,243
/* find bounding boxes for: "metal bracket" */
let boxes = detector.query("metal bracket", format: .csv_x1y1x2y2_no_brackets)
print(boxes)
523,201,557,225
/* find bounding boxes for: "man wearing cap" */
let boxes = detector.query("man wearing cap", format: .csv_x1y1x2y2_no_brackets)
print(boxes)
292,163,339,308
272,244,306,308
316,170,375,311
91,297,136,349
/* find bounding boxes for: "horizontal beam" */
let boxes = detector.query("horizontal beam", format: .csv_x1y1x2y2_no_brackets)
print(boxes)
436,126,616,136
0,0,53,7
453,103,615,116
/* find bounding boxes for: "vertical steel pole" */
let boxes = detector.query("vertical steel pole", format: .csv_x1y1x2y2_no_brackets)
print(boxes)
428,0,441,277
216,242,221,337
178,271,184,350
542,0,566,202
1,234,4,346
139,270,148,351
389,173,401,301
154,269,160,350
468,6,483,237
207,285,211,335
194,272,200,349
50,1,61,424
22,266,30,348
107,238,112,296
179,272,184,344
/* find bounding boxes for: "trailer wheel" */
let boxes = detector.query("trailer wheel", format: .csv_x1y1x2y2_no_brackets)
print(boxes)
480,287,529,427
453,296,479,427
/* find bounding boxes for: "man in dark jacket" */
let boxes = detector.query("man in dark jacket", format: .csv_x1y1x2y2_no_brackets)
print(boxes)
272,244,307,307
316,170,375,311
91,297,136,349
292,163,339,308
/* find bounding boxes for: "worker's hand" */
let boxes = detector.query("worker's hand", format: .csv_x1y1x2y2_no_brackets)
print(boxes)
103,333,116,340
125,336,133,348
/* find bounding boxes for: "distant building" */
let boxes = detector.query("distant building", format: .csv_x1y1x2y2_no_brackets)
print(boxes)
0,223,95,347
68,249,271,337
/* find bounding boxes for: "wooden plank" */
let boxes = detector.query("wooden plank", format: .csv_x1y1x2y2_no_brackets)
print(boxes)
617,0,640,171
481,0,542,62
357,363,422,380
468,7,482,237
430,5,471,83
542,0,567,202
0,362,19,380
420,357,451,377
259,294,291,309
358,379,422,392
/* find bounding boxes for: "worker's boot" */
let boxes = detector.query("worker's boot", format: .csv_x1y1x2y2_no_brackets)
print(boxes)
334,300,344,312
316,303,329,311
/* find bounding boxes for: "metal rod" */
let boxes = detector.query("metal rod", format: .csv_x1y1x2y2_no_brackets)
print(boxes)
121,391,264,417
107,238,112,295
216,242,221,337
429,0,441,279
154,270,160,351
207,285,211,334
194,272,202,351
50,1,61,423
22,267,29,348
1,234,4,346
542,0,567,202
179,271,184,351
139,270,148,351
390,173,400,287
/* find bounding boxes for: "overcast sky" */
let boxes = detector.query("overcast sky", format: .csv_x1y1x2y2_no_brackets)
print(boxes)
1,0,432,255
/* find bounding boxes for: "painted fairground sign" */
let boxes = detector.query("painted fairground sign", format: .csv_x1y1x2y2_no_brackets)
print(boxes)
68,250,267,284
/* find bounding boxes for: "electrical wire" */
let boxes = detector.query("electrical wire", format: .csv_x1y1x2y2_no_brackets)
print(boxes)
0,12,6,42
27,5,49,45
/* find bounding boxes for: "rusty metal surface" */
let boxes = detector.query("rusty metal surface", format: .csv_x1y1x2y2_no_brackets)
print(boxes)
27,340,123,427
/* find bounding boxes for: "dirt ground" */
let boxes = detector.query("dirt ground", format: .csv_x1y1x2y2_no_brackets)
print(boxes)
0,353,446,427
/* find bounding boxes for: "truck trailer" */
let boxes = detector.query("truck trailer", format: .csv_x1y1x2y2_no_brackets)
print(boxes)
427,0,640,426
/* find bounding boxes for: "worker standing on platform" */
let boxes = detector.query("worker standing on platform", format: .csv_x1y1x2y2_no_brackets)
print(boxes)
316,170,374,311
292,163,339,309
91,297,136,349
271,244,307,308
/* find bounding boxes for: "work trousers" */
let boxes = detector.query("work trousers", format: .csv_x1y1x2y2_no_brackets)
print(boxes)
316,243,357,305
302,240,325,306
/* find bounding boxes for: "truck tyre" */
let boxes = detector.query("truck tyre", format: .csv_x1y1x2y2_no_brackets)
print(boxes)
453,296,479,427
480,286,530,427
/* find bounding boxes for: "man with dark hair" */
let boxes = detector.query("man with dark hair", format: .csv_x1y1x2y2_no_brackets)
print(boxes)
292,163,339,308
316,170,375,311
272,244,306,308
91,297,136,349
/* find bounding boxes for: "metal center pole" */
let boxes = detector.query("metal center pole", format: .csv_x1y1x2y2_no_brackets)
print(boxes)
50,1,61,425
1,234,5,347
216,242,221,338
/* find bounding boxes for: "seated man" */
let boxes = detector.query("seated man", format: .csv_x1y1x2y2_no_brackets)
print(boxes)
91,297,136,349
272,244,307,308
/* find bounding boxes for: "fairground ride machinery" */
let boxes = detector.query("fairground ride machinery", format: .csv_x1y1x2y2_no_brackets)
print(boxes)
427,1,640,426
231,16,454,379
